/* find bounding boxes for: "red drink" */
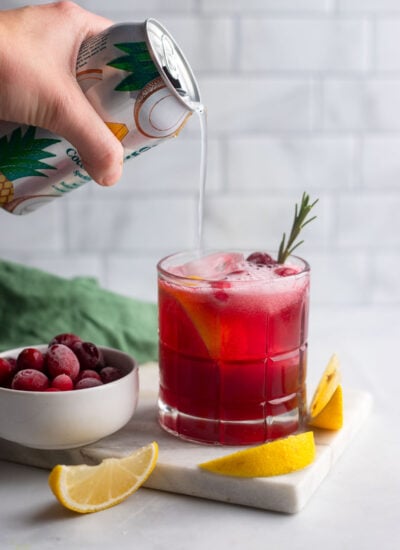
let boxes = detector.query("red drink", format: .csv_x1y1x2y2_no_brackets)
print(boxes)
157,250,310,445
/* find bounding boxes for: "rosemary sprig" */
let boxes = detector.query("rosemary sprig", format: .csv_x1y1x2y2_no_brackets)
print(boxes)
277,192,318,264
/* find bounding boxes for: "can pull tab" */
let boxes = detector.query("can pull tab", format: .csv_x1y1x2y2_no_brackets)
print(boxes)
161,34,185,93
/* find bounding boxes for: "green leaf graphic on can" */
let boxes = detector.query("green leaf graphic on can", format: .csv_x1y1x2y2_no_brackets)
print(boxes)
0,126,60,206
107,42,159,91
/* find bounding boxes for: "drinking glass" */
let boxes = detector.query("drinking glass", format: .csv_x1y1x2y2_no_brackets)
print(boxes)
157,249,310,445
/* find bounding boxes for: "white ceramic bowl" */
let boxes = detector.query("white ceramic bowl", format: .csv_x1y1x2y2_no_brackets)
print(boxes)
0,345,139,450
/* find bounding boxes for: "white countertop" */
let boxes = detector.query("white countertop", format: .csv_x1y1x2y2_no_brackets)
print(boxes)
1,305,399,550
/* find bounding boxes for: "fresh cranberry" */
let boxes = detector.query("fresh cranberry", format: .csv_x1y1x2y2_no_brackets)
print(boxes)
45,387,61,392
11,369,49,391
51,374,74,391
49,333,82,350
214,290,229,302
16,348,45,372
100,366,124,384
6,357,17,370
211,280,230,302
212,280,231,289
46,344,80,381
246,252,277,266
72,341,104,371
75,378,104,390
275,266,299,277
0,358,15,387
77,369,101,382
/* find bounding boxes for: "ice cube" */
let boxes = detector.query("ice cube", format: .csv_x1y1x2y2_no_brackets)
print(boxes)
171,252,245,280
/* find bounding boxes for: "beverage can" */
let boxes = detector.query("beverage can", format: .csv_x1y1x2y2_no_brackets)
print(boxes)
0,19,201,215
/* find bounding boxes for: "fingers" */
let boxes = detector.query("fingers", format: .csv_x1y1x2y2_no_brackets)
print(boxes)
50,3,123,185
48,78,124,186
72,5,114,42
0,2,125,186
46,2,114,42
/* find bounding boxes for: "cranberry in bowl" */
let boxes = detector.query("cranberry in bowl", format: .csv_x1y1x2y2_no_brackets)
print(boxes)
0,336,139,450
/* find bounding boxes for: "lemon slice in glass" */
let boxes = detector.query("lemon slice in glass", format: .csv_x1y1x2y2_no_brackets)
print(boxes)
199,432,315,477
48,442,158,513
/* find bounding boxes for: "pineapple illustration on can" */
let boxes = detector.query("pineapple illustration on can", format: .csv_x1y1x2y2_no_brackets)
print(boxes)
0,20,201,215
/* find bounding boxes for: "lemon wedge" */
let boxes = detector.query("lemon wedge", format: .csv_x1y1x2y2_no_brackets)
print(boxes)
198,432,315,477
48,442,158,514
309,385,343,430
308,354,343,430
309,354,341,418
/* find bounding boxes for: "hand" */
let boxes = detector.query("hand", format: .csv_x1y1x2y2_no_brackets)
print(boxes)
0,1,123,186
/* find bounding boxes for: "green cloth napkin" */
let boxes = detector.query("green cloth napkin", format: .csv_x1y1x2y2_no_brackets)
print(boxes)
0,259,158,364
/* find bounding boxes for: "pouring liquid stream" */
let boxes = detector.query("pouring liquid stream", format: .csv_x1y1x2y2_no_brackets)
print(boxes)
194,104,208,250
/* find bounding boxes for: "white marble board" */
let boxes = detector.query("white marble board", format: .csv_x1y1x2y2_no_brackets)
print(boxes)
0,363,373,514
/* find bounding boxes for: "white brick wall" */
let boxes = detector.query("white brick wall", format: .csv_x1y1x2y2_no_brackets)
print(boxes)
226,136,356,190
322,79,400,130
1,0,400,307
201,77,314,134
239,18,370,72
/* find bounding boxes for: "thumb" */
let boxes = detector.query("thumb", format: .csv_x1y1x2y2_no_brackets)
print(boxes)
49,79,124,186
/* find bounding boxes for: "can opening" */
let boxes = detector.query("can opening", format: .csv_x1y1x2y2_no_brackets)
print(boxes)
162,65,182,91
145,18,201,110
